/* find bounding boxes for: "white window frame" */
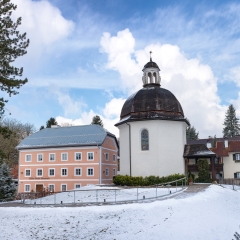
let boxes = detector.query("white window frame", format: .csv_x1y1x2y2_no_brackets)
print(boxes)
105,168,109,176
49,168,55,177
113,168,116,176
25,154,32,162
236,172,240,178
75,184,81,189
75,152,82,161
25,184,30,192
105,153,109,161
61,184,67,192
236,154,240,161
37,154,43,162
25,169,31,177
87,168,94,176
61,153,68,161
61,168,68,176
75,168,82,176
48,184,55,192
36,168,43,177
113,154,116,162
87,152,94,161
49,153,55,161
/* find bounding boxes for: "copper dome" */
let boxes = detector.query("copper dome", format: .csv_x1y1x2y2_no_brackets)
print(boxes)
115,87,186,126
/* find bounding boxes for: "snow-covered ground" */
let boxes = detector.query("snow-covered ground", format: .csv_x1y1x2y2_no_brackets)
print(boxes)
1,185,240,240
24,185,183,204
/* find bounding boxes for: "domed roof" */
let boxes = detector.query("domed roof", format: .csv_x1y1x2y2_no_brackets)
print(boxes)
143,61,160,70
115,87,185,126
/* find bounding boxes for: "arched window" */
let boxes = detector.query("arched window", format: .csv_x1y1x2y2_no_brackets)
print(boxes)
153,72,157,83
141,129,149,151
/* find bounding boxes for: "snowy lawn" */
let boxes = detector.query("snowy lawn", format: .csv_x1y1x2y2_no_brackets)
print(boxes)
24,185,183,204
1,185,240,240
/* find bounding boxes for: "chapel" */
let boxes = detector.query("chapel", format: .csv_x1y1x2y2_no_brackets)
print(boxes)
115,53,189,177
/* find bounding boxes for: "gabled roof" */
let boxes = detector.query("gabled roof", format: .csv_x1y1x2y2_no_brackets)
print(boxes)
184,144,216,158
210,142,228,157
16,125,118,150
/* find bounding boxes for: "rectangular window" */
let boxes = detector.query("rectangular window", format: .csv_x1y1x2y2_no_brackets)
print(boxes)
87,152,94,160
37,154,43,162
113,154,116,161
87,168,94,176
25,184,30,192
113,168,116,176
25,169,31,177
75,168,82,176
49,153,55,161
49,168,55,176
75,184,81,189
105,153,109,161
61,153,68,161
48,184,54,192
105,168,109,176
37,169,43,177
61,168,67,176
236,154,240,161
61,184,67,191
25,154,32,162
75,152,82,160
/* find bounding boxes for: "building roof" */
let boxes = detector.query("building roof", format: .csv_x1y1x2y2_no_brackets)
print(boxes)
184,144,216,158
143,60,160,70
116,87,188,126
187,137,240,157
16,125,118,150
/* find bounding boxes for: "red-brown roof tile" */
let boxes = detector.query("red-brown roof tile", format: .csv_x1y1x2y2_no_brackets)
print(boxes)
211,142,229,157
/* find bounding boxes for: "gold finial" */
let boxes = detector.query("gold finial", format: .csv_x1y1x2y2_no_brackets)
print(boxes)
150,51,152,61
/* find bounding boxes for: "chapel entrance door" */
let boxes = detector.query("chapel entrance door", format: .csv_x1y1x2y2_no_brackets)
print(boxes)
36,184,43,192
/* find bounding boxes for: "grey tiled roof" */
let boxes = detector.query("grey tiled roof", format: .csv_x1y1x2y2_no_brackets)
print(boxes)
17,125,116,150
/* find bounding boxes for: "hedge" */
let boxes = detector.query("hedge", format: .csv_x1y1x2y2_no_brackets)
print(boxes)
113,173,186,186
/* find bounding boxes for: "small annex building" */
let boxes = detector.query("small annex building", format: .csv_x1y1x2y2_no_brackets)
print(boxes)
16,125,118,193
187,137,240,180
115,55,189,177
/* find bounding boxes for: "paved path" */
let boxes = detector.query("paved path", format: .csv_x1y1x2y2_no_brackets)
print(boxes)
0,184,211,207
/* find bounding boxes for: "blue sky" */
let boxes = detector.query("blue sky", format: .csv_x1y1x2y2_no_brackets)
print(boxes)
3,0,240,137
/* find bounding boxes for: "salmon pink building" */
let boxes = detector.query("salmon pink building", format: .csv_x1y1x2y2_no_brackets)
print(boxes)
16,125,118,193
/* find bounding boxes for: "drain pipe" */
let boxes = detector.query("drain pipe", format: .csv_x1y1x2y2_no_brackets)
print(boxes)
126,123,132,177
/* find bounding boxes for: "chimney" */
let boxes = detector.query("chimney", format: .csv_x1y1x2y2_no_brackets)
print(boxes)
224,139,228,148
207,142,212,148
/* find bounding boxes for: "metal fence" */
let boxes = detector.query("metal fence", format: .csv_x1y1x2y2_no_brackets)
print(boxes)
219,178,240,191
19,177,187,205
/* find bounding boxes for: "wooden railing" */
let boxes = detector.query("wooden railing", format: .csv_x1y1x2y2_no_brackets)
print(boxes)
187,164,223,172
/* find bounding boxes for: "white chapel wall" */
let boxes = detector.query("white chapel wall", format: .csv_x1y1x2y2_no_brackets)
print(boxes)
118,120,187,177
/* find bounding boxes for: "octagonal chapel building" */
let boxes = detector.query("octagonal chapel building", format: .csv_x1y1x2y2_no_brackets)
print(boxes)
115,55,189,177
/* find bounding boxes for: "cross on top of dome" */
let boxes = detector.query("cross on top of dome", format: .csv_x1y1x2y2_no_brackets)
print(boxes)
142,51,161,88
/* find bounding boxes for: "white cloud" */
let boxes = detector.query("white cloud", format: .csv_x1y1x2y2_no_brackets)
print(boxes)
56,97,126,137
226,66,240,86
12,0,74,45
100,29,228,138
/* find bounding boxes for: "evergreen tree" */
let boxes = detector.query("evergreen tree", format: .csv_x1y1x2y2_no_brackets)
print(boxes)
39,125,44,130
0,163,16,200
0,0,29,115
223,104,240,137
186,126,199,140
46,117,57,128
91,115,103,127
197,159,211,183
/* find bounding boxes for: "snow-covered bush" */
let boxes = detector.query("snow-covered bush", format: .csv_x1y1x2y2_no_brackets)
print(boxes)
0,163,16,200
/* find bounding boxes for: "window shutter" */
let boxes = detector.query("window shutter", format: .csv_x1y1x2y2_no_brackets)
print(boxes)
234,173,237,178
233,154,236,160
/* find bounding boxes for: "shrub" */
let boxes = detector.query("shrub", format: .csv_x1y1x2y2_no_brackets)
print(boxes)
113,173,185,186
197,159,211,183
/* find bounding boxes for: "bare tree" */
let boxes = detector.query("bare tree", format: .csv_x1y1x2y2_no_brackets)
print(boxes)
0,118,36,167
